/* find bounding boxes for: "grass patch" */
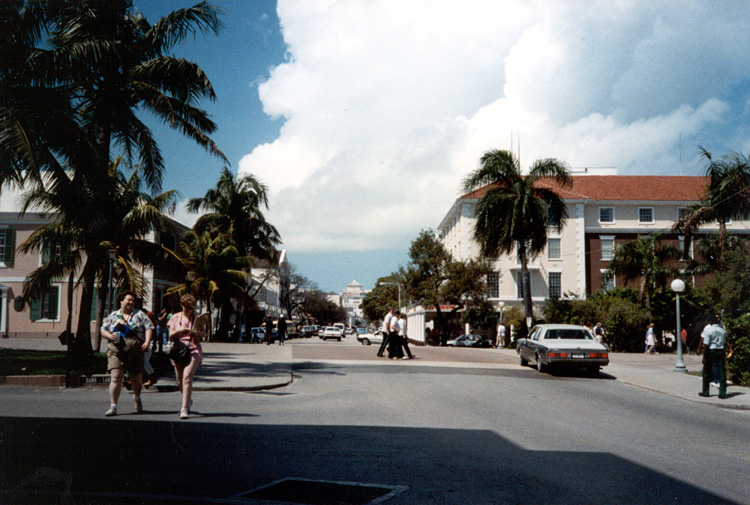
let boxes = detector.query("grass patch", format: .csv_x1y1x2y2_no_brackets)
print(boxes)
0,348,173,376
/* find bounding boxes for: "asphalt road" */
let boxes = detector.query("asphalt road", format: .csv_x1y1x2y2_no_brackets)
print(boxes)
2,342,749,505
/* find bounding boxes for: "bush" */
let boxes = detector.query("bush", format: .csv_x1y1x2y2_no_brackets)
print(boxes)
724,314,750,387
543,289,651,352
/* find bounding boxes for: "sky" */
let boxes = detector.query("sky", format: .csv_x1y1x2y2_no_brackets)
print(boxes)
135,0,750,294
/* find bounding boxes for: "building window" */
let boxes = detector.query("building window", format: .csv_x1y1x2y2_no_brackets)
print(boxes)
601,236,615,261
677,207,690,221
602,272,615,292
599,207,614,223
41,241,63,265
486,271,499,298
548,238,561,260
678,236,693,260
30,286,60,321
0,227,15,265
548,272,561,299
639,207,654,223
516,272,531,299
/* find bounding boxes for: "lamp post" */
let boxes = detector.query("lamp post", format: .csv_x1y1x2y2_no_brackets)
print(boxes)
379,281,401,311
498,301,506,347
671,279,687,372
107,249,117,313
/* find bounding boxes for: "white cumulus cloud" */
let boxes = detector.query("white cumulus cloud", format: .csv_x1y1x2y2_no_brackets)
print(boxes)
239,0,750,253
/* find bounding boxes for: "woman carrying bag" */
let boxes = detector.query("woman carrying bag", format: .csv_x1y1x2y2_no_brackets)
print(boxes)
167,293,206,419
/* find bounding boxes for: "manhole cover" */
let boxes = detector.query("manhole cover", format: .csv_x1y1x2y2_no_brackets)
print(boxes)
237,478,408,505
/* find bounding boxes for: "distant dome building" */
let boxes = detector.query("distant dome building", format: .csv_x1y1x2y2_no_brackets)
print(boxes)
340,279,369,326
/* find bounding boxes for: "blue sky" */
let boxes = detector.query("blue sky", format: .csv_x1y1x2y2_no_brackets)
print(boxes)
134,0,750,293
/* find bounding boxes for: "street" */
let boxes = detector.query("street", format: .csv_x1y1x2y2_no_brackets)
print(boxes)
1,340,749,504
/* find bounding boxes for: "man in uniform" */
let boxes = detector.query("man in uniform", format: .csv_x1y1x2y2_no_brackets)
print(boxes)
698,314,729,399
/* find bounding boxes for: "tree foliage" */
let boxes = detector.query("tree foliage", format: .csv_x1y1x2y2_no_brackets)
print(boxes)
604,234,682,308
359,275,400,324
461,149,571,326
401,229,489,337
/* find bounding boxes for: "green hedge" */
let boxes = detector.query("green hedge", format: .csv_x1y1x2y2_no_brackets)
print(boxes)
724,314,750,387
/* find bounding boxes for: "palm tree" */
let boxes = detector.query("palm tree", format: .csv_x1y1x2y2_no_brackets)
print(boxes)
19,159,179,352
166,229,253,341
2,1,227,352
1,0,227,191
674,149,750,264
603,234,682,308
186,167,281,260
461,149,572,328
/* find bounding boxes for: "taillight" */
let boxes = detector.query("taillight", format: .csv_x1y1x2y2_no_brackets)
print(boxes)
590,353,608,358
548,352,568,357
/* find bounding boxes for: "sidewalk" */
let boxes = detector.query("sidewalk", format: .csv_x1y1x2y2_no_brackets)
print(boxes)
1,337,748,409
0,338,293,392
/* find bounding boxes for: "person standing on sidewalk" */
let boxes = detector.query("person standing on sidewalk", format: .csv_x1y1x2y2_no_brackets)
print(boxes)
699,314,729,399
100,290,154,417
645,323,657,354
168,294,205,419
494,323,506,348
278,316,287,346
264,314,274,345
377,308,394,357
156,308,170,353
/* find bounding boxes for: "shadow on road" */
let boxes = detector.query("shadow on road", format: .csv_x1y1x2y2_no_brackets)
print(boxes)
0,416,739,505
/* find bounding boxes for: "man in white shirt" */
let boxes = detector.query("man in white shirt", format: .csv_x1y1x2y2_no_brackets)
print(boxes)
377,308,394,357
397,313,414,359
699,314,729,399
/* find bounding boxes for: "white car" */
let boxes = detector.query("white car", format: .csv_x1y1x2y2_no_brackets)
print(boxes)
321,326,342,341
356,329,383,346
517,324,609,375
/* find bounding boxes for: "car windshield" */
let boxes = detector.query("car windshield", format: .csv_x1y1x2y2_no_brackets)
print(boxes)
544,329,593,340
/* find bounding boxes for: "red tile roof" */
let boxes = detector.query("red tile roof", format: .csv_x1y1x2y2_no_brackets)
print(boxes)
460,175,708,202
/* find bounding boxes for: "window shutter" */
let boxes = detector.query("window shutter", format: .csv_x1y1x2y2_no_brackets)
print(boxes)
2,228,14,264
48,287,59,320
30,296,40,321
90,288,98,321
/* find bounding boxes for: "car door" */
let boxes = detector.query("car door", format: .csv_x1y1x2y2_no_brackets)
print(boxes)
524,327,542,360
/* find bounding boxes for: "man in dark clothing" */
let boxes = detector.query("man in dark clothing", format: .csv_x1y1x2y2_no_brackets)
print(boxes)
278,317,287,346
264,315,274,345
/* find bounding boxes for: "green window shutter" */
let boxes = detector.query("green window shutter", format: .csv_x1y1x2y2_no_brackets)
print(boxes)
30,297,40,321
42,242,51,265
91,287,98,321
2,228,14,264
48,287,59,320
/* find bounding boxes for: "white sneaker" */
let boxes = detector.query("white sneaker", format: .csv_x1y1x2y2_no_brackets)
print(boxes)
105,405,117,417
180,408,189,419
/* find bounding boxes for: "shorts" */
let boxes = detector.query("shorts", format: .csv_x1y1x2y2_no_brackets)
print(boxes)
107,337,145,374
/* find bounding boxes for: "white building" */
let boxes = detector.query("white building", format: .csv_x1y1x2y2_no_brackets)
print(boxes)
339,279,369,326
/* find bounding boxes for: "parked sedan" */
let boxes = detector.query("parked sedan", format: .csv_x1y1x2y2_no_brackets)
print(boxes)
356,328,383,346
517,324,609,374
446,334,492,348
320,326,342,341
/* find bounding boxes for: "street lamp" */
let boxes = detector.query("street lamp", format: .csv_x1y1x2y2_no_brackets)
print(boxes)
671,279,687,372
379,281,401,311
107,249,117,313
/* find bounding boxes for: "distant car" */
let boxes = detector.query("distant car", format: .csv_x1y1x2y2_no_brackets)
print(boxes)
321,326,342,341
333,323,346,337
356,329,383,346
345,327,355,335
517,324,609,374
251,327,281,343
300,326,317,338
446,334,491,348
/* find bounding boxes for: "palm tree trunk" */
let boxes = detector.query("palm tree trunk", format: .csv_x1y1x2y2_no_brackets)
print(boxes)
718,219,728,265
93,263,111,353
75,259,97,355
518,241,534,329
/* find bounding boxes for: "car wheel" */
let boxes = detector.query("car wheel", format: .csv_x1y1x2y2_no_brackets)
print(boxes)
362,338,371,346
519,353,528,367
586,365,600,376
536,353,547,372
337,338,341,341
